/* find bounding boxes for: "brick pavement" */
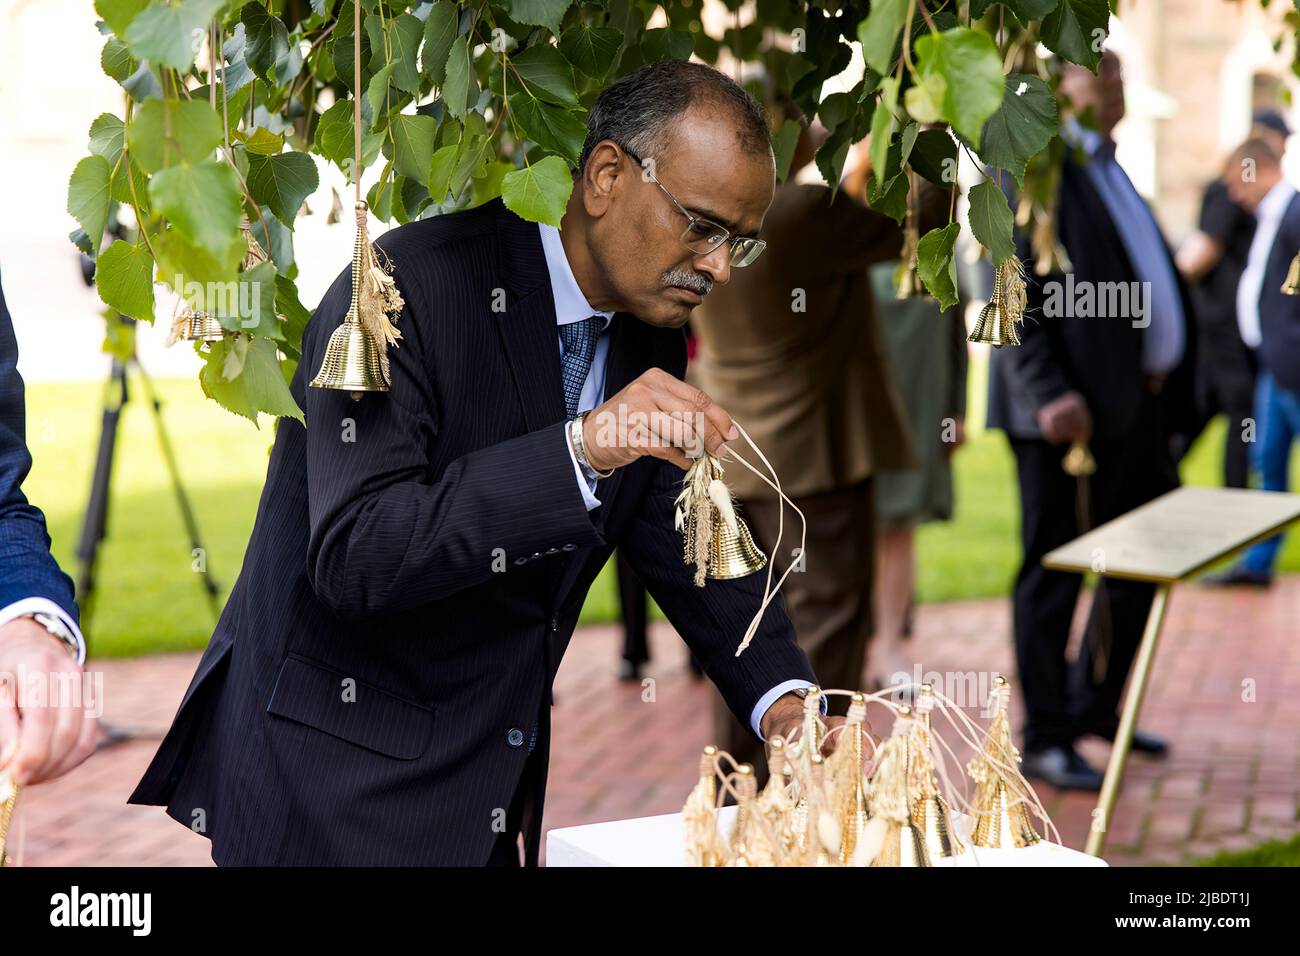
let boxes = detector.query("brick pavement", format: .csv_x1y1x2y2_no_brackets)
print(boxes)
8,579,1298,866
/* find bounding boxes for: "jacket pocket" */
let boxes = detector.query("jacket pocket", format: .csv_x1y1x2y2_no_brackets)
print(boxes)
265,655,434,760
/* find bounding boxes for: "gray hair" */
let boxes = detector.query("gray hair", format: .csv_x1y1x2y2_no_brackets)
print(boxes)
579,60,772,173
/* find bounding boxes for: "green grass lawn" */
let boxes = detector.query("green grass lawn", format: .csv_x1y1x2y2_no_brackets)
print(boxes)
25,358,1300,657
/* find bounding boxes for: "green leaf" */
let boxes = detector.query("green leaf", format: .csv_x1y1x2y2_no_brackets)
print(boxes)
509,94,586,165
88,113,125,166
442,36,477,119
365,64,398,123
247,152,320,225
512,44,579,109
242,2,301,85
973,73,1058,185
640,28,693,63
68,156,113,257
1041,0,1109,71
505,0,571,36
471,161,513,207
149,160,243,258
95,0,149,36
914,28,1004,147
427,143,460,202
772,118,801,183
967,177,1016,266
866,168,908,223
124,0,225,72
908,129,958,187
314,99,355,171
421,0,458,86
501,156,573,227
386,14,425,94
233,127,287,156
332,25,373,93
95,241,155,323
155,225,244,290
857,0,906,76
218,261,281,338
275,275,311,356
389,113,438,185
870,77,898,188
201,336,304,426
559,24,622,79
110,156,150,209
903,70,946,125
814,123,852,193
917,222,960,309
101,36,137,83
127,99,224,174
1006,0,1062,20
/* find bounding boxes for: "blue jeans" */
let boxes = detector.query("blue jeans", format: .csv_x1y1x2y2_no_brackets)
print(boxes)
1241,371,1300,576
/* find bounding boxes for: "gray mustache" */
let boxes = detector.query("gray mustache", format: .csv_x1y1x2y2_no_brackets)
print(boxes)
661,270,713,296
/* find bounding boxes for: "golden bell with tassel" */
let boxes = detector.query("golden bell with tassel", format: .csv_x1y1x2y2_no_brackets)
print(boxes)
172,308,225,343
676,454,767,583
910,683,964,859
681,745,724,866
0,772,18,867
968,675,1041,850
756,737,797,863
968,264,1018,348
829,692,871,863
724,764,778,866
1062,441,1097,477
868,707,930,867
310,201,402,397
1282,251,1300,295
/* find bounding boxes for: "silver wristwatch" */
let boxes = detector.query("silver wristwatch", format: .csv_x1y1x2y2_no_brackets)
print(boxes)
25,612,80,660
569,411,614,479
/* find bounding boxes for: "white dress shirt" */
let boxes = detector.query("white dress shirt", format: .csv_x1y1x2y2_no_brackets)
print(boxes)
1067,122,1186,373
537,223,815,737
1237,178,1297,349
0,597,86,664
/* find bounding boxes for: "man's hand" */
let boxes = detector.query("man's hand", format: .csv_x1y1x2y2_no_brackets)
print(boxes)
1036,390,1093,446
582,367,740,472
0,619,99,786
759,691,847,762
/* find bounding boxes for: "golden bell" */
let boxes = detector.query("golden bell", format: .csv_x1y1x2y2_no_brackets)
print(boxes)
1062,441,1097,477
913,793,962,859
178,309,225,342
0,773,18,868
309,310,389,397
872,818,930,867
970,777,1041,849
682,508,767,580
911,684,964,858
1282,251,1300,295
968,296,1016,347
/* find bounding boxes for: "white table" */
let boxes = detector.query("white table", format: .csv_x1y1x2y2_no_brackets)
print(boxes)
546,808,1107,867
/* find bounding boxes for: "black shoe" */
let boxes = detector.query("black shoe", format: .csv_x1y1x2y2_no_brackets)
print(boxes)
618,659,642,682
1021,745,1104,791
1201,565,1272,588
1085,724,1169,757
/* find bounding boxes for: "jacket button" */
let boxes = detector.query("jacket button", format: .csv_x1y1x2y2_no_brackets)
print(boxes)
546,547,559,555
507,728,525,748
550,617,558,631
561,543,577,552
513,557,527,566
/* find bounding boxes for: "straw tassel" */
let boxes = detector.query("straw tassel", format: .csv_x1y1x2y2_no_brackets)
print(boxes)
353,203,403,383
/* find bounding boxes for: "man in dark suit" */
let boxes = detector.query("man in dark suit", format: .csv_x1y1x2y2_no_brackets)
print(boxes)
0,272,99,787
129,61,825,866
1205,138,1300,585
987,52,1196,790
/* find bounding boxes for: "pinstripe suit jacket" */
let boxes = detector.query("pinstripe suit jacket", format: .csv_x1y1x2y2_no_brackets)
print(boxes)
128,199,816,865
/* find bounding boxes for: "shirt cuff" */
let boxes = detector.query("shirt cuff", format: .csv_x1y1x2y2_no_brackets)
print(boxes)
750,679,827,740
563,423,602,512
0,597,86,666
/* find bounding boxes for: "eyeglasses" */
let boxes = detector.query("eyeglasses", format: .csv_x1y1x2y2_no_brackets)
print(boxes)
621,147,767,268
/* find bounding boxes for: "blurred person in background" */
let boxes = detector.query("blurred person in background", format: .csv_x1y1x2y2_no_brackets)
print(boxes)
1203,137,1300,588
691,120,940,783
987,51,1196,790
865,260,969,687
1177,112,1290,489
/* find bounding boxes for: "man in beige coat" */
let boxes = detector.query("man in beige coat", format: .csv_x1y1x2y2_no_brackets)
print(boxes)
692,125,926,781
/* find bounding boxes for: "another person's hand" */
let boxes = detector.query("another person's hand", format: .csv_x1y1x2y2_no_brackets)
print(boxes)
944,415,967,458
1036,391,1093,445
582,367,739,472
0,618,99,786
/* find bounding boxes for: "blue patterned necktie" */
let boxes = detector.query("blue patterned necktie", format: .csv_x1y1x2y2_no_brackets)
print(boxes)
558,316,604,418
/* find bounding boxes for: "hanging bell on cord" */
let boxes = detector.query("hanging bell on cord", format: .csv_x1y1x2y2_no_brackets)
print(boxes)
679,456,767,580
309,213,390,398
968,266,1019,348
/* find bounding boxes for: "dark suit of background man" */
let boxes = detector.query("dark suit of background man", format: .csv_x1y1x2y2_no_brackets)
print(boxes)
987,52,1196,791
130,61,830,866
1209,138,1300,587
0,271,99,788
691,120,923,785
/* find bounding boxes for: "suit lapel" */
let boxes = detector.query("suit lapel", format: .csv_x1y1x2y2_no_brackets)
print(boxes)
492,201,566,432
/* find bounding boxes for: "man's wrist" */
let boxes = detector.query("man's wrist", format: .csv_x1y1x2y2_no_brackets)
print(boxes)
570,411,614,478
759,691,805,741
